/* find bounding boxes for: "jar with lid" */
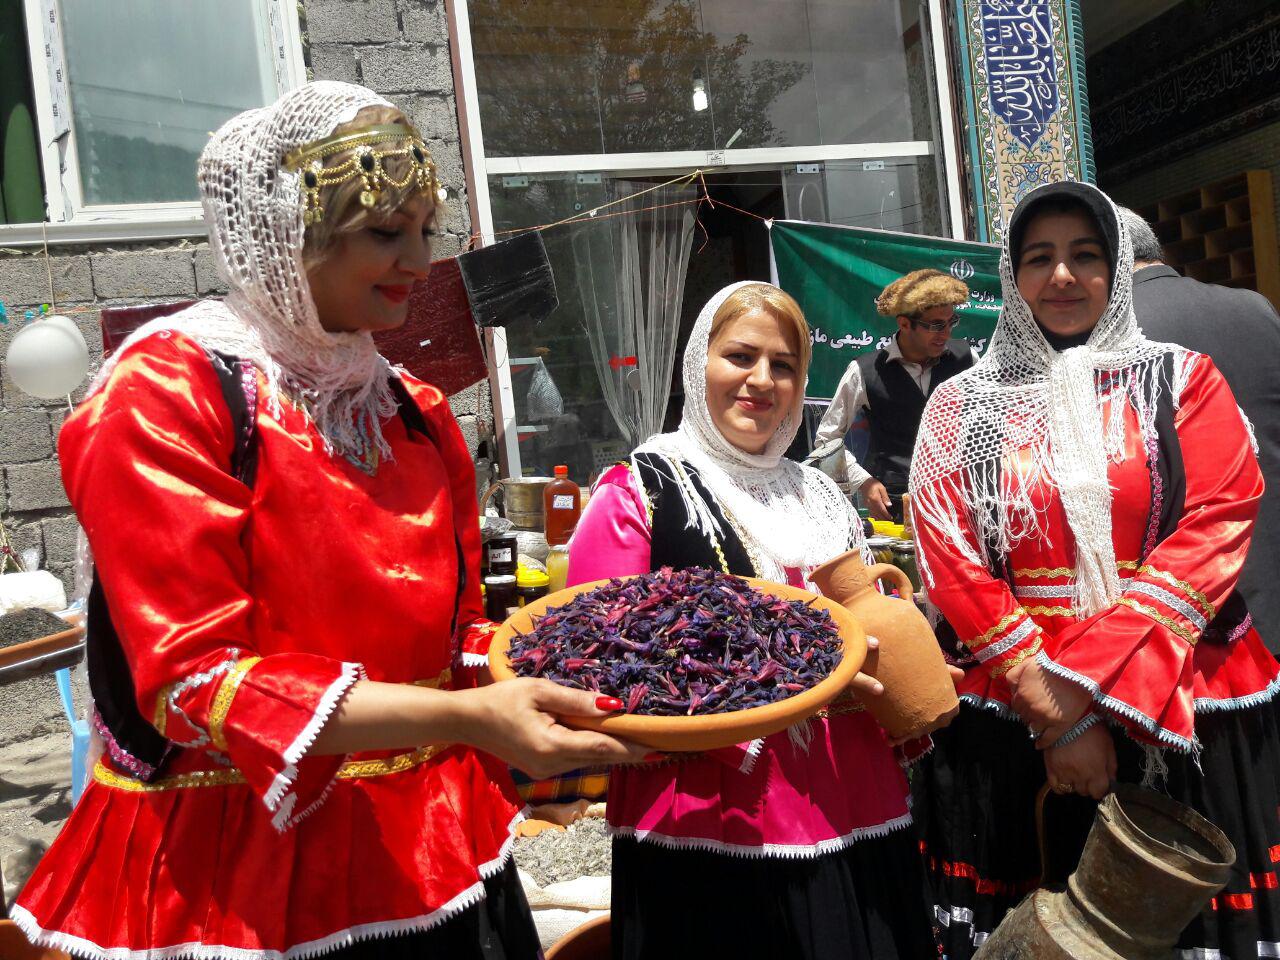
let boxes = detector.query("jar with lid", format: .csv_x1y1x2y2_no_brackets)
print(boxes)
889,539,921,593
485,534,518,576
546,544,570,594
866,535,896,566
516,566,550,606
483,574,518,621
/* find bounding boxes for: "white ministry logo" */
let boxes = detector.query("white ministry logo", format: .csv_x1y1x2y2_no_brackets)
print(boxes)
950,259,975,281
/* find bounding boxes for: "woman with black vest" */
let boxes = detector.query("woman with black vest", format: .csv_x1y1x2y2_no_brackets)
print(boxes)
813,269,975,520
566,282,941,959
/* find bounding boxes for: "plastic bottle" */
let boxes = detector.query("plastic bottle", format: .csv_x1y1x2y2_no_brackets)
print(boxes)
543,465,581,547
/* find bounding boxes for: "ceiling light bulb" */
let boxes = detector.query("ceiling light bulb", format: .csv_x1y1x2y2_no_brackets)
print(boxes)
692,69,709,112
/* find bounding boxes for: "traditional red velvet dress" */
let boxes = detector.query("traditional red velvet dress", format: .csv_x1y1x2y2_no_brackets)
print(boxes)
13,331,524,958
916,352,1280,957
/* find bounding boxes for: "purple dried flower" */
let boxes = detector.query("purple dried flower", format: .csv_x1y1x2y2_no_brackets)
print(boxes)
508,567,841,716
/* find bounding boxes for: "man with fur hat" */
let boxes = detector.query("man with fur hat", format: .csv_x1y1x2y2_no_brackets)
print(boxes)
813,268,974,520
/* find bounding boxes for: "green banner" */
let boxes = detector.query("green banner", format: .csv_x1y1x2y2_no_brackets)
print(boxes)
769,220,1003,400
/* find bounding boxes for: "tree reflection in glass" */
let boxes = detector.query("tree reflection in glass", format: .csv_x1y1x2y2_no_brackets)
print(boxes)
470,0,809,156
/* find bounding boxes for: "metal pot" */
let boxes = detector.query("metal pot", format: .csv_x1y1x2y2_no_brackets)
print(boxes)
975,784,1235,959
482,477,553,531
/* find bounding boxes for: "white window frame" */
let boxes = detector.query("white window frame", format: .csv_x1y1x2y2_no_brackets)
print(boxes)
449,0,966,478
0,0,307,247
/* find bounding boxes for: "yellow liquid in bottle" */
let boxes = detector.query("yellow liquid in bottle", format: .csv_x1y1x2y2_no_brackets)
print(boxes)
546,546,570,594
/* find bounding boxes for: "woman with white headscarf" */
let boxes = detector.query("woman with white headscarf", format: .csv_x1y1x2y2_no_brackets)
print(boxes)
567,282,941,958
910,180,1280,957
12,82,646,959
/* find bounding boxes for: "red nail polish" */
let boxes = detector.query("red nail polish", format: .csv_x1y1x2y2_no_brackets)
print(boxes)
596,696,623,712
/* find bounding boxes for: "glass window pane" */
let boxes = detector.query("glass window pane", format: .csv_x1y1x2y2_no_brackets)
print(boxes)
490,174,632,482
470,0,938,157
783,157,945,236
61,0,279,205
490,170,791,482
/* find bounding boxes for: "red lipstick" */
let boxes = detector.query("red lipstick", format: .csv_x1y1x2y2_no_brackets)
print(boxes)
376,285,412,304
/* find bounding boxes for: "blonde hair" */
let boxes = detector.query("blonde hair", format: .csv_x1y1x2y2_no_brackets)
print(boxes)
875,269,968,319
708,283,812,377
301,105,440,267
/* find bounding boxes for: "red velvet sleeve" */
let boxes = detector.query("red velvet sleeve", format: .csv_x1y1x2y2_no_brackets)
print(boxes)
1040,355,1263,750
915,484,1045,678
59,332,360,830
397,376,495,688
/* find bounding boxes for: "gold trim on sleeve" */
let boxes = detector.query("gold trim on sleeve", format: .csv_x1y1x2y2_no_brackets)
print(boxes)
208,656,263,752
1118,598,1198,645
153,683,175,737
968,611,1026,651
1137,565,1216,621
990,636,1044,677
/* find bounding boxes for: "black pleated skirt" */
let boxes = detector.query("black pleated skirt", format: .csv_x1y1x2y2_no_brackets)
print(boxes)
610,829,941,960
915,700,1280,959
333,859,543,959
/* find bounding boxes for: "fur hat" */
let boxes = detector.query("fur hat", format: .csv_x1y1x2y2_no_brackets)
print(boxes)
875,269,969,318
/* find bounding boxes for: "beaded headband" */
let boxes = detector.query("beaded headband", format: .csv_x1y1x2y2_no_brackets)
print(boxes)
282,123,446,226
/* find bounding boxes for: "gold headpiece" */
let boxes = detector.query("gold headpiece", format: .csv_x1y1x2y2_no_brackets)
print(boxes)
282,123,446,226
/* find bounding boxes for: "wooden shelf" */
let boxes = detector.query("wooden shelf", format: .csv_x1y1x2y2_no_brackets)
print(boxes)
1141,170,1280,310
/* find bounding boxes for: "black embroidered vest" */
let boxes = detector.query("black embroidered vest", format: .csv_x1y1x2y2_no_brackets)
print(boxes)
857,338,973,491
631,452,757,578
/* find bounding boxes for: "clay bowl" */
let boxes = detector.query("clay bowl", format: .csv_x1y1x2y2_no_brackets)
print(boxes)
545,913,610,960
488,576,867,752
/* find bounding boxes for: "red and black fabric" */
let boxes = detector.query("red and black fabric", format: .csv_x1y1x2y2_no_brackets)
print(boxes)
13,331,527,959
916,700,1280,959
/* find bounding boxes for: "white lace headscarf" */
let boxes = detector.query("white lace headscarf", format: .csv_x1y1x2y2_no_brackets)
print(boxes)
635,281,863,584
910,181,1188,616
90,81,406,458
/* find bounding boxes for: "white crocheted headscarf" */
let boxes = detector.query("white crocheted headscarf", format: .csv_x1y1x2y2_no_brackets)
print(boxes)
910,181,1188,616
91,81,406,458
635,281,863,584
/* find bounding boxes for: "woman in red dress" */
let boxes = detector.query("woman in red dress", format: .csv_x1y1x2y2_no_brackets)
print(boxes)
13,81,643,959
910,180,1280,957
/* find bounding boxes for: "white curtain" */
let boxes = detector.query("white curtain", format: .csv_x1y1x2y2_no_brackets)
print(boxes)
573,181,697,449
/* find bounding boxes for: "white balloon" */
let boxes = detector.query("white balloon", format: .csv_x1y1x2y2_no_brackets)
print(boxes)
4,316,90,400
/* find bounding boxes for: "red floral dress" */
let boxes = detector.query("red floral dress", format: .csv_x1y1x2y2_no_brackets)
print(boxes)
14,331,522,958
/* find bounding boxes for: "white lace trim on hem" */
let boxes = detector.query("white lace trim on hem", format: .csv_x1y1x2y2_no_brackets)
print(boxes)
9,813,524,960
609,810,913,859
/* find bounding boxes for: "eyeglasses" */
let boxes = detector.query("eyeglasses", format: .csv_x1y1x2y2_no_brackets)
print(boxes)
908,316,960,333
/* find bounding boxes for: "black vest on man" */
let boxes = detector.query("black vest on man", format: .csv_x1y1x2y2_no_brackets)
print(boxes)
857,339,972,493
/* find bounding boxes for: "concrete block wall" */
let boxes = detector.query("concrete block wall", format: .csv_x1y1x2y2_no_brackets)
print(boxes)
0,241,220,592
301,0,494,472
0,0,496,589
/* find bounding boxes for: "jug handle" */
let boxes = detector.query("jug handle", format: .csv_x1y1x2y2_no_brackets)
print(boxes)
866,562,914,603
481,482,503,516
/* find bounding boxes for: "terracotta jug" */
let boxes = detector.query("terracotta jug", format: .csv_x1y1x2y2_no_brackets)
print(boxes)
809,549,958,740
